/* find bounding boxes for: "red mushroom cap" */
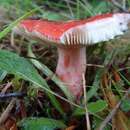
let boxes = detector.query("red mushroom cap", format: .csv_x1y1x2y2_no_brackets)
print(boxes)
14,13,130,46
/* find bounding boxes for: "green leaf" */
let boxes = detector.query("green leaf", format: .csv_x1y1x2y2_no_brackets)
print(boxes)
0,50,64,115
19,117,66,130
93,1,111,13
87,100,108,113
73,100,108,116
43,11,65,20
121,99,130,112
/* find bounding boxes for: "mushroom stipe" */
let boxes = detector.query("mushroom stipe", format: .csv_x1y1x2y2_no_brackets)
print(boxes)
13,13,130,101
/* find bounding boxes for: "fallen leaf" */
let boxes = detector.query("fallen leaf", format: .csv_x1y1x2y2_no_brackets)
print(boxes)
65,125,76,130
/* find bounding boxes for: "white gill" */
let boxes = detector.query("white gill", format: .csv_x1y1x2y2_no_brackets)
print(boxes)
60,15,128,45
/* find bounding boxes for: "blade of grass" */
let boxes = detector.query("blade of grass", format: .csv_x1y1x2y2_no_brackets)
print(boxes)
0,8,38,40
0,70,7,82
80,0,96,16
119,72,130,86
76,0,80,19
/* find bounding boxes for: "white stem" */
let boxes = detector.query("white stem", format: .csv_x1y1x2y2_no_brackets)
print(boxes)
56,46,86,99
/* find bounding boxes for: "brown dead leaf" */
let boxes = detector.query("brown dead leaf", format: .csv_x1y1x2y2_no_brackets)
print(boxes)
101,73,130,130
19,100,27,118
0,125,6,130
112,69,121,82
5,117,17,130
65,125,76,130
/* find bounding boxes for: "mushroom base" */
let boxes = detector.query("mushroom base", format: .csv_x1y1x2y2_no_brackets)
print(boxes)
56,46,86,100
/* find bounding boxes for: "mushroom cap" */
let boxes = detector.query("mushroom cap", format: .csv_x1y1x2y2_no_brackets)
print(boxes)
13,13,130,46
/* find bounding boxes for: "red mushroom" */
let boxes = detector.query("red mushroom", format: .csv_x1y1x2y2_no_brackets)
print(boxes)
13,13,130,100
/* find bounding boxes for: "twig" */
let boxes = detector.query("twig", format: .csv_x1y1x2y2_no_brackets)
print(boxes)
0,98,16,124
86,64,104,68
10,31,15,47
82,73,91,130
64,0,74,18
1,82,12,94
98,87,130,130
118,66,130,72
0,92,26,99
